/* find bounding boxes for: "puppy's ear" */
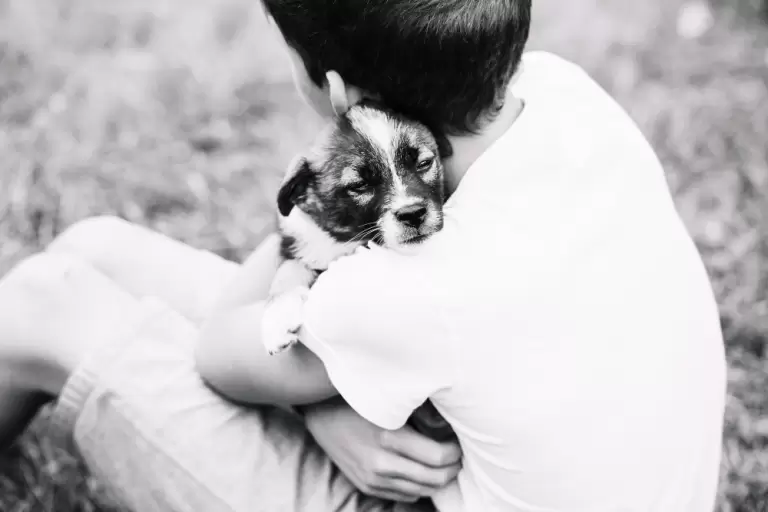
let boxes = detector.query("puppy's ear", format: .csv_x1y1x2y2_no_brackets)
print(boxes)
277,157,314,217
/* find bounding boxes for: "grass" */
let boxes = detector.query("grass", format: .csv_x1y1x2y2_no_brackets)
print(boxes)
0,0,767,510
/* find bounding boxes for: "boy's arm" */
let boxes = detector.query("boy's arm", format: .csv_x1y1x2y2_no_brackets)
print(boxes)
195,234,338,407
196,236,450,424
196,301,337,406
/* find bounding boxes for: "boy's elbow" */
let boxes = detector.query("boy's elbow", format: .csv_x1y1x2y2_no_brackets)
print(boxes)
192,311,337,407
193,313,287,406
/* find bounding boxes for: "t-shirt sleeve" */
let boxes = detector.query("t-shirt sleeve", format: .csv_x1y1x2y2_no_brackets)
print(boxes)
299,245,453,430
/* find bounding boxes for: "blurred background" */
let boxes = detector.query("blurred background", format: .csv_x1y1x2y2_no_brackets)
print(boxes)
0,0,766,510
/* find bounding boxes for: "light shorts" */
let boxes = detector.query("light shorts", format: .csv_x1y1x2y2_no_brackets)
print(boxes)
47,221,431,512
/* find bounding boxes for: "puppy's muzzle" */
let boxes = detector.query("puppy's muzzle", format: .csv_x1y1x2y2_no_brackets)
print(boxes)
395,203,428,229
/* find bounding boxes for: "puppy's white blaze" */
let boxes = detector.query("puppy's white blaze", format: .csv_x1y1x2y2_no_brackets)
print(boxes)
348,108,397,159
348,108,406,192
390,169,407,197
386,174,415,213
279,208,359,270
389,194,423,212
379,213,403,249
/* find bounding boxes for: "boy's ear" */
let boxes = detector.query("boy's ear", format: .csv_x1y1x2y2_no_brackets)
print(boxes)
277,157,314,217
326,70,350,116
326,70,380,117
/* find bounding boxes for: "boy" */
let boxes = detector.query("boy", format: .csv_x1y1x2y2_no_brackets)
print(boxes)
0,1,726,511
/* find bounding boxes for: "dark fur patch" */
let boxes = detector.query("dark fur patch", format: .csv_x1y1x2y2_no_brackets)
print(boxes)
279,234,298,260
277,159,315,217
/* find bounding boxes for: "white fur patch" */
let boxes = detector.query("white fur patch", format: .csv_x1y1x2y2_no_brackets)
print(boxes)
389,195,422,212
379,212,403,249
340,167,360,186
348,108,399,165
262,285,308,355
390,168,407,197
351,191,374,206
278,207,360,270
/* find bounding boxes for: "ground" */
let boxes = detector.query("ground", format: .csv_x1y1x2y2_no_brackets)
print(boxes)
0,0,766,510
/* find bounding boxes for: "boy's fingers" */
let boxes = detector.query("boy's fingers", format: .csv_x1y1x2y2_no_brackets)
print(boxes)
386,458,461,490
383,427,462,468
372,477,434,501
367,489,421,504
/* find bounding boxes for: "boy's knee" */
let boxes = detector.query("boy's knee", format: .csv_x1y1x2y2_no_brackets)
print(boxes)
48,215,135,264
3,252,91,290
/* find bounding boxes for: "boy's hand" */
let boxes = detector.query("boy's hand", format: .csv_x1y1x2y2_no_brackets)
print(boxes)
304,397,462,503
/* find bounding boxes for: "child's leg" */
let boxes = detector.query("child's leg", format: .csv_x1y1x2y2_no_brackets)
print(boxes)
0,253,153,450
0,236,403,511
46,215,281,324
1,215,276,450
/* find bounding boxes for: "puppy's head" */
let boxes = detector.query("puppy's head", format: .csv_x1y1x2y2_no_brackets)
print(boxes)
278,101,446,249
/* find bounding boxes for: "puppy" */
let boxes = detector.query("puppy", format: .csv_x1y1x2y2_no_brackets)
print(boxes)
262,99,447,355
261,99,456,442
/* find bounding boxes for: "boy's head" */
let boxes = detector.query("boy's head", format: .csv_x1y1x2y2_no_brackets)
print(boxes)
262,0,531,138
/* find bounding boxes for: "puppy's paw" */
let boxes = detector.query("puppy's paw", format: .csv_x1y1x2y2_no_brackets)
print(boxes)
262,286,309,356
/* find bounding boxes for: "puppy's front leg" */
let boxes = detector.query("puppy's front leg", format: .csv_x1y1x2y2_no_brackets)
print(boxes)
262,259,318,356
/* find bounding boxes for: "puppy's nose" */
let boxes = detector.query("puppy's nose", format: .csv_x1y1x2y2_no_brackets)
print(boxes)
395,203,428,228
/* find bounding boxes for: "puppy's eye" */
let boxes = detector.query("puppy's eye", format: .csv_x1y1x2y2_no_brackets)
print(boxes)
417,157,434,172
358,165,374,182
347,182,370,194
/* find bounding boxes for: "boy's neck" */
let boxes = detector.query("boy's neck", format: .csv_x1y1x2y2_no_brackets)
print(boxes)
443,87,524,195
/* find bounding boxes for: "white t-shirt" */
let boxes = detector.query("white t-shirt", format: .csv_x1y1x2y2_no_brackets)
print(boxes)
300,51,727,512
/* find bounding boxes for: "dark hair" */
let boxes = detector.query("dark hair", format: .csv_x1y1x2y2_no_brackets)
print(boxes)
261,0,531,136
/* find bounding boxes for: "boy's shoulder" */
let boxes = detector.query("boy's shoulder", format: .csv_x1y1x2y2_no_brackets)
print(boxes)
515,50,592,88
512,50,650,157
519,50,585,71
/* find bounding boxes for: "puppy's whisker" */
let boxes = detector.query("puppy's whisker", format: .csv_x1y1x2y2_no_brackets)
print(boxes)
351,225,380,238
353,226,380,240
339,228,381,253
357,224,381,237
357,221,379,231
345,226,381,247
